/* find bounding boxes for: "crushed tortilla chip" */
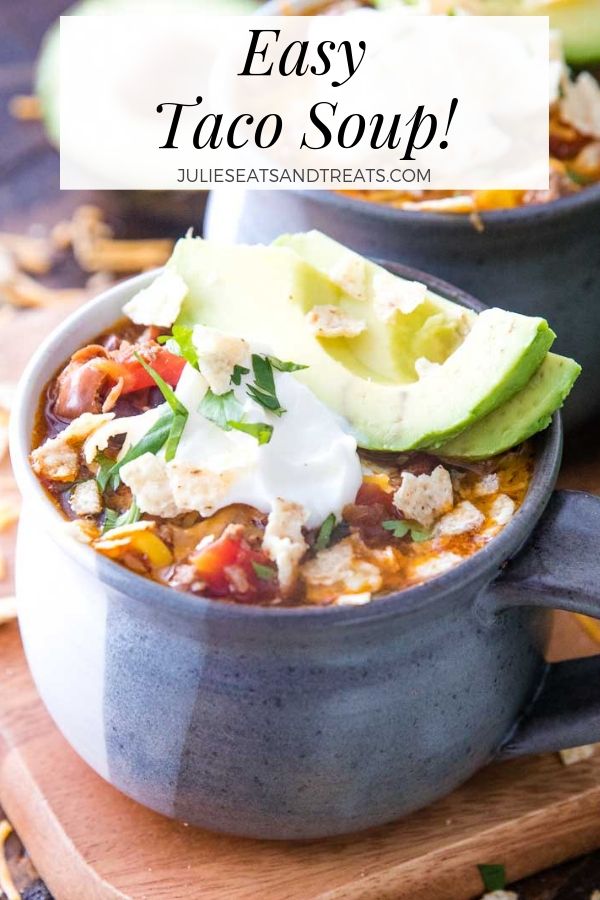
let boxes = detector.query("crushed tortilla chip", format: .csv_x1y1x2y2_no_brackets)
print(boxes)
65,519,102,544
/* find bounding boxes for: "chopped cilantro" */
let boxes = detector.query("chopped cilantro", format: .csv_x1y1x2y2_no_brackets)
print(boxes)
132,354,189,459
133,352,187,417
382,520,410,539
157,325,198,368
102,500,141,534
95,452,119,494
199,389,243,431
382,520,432,542
246,354,286,417
102,507,119,533
97,410,173,494
164,411,188,462
315,513,336,551
252,561,276,581
267,355,308,373
231,364,250,386
477,864,506,893
228,420,273,445
410,526,432,543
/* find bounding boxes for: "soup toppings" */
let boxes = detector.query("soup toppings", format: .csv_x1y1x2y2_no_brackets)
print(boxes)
30,235,577,607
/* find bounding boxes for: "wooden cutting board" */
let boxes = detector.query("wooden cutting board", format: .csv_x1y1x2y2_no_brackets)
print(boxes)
2,306,600,900
1,617,600,900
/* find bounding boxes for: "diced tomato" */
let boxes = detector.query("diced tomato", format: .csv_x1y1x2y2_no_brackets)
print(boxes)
355,481,396,512
344,479,401,546
95,344,186,395
192,533,278,603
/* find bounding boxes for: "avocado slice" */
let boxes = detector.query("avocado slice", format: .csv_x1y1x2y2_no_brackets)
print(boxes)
171,236,555,452
274,231,474,384
35,0,256,146
437,353,581,459
543,0,600,67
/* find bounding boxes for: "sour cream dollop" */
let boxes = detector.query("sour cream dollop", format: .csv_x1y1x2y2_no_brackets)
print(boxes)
172,361,362,528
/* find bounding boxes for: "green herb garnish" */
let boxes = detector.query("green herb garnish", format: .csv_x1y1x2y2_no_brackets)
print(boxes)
199,389,243,431
410,526,432,543
134,352,188,461
566,168,595,187
102,499,141,534
252,561,277,581
477,864,506,893
228,420,273,445
267,355,308,374
96,410,173,494
134,352,187,417
116,412,173,468
164,411,188,462
158,325,199,368
382,520,432,542
199,387,272,444
382,520,410,539
231,364,250,386
246,354,286,417
315,513,336,551
95,452,119,493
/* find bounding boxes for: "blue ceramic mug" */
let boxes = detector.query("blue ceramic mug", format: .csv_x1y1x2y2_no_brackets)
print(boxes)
10,264,600,840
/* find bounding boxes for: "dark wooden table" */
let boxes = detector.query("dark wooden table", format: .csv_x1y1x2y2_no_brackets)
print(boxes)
2,3,600,899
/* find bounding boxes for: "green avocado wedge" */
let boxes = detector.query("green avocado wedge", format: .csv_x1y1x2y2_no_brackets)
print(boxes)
274,230,475,384
437,353,581,460
544,0,600,67
171,236,556,452
35,0,256,146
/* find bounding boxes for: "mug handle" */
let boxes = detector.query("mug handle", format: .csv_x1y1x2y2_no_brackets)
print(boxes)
483,490,600,760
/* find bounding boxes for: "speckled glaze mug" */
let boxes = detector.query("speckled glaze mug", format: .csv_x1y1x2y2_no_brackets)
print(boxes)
10,265,600,840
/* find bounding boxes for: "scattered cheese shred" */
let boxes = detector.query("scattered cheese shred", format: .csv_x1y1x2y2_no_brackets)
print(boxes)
0,820,19,900
0,502,20,533
0,596,17,626
559,744,597,766
8,94,42,121
94,522,173,568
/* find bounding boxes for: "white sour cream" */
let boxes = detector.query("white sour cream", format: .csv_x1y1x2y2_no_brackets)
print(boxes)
172,362,362,529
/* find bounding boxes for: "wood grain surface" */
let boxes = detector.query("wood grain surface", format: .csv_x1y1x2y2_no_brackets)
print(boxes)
1,612,600,900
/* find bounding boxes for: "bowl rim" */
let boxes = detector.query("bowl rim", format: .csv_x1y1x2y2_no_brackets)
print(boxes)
297,183,600,228
256,0,600,228
9,260,563,625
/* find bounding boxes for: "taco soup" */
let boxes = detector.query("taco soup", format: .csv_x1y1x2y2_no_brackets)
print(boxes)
29,234,580,607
